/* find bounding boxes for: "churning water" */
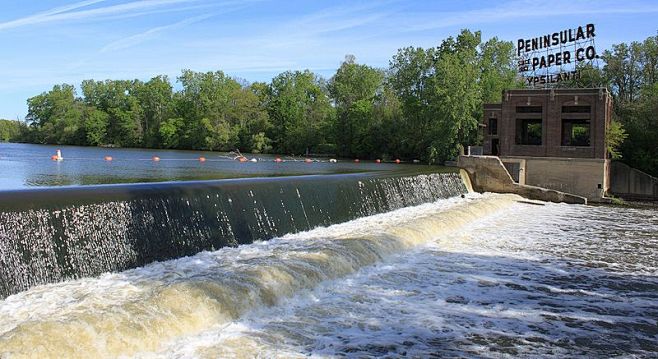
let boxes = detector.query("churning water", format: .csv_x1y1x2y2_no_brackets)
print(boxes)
0,194,657,358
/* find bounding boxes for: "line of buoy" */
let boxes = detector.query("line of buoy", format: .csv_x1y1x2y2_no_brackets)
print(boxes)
46,152,409,164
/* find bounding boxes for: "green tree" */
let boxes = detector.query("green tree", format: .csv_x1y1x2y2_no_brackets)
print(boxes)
175,70,242,149
0,119,21,142
479,37,522,103
26,84,86,144
268,70,334,154
83,107,109,146
133,76,174,147
81,79,143,147
389,30,487,163
606,119,628,159
328,55,384,157
159,117,185,149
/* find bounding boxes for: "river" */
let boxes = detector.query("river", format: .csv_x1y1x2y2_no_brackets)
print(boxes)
0,143,429,190
0,193,656,357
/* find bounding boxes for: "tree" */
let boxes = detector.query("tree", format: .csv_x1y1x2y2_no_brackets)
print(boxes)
389,30,489,163
328,55,384,157
81,79,143,147
83,107,109,146
26,84,86,144
479,37,522,103
159,118,185,149
0,119,21,142
268,70,334,154
606,119,628,159
133,76,174,147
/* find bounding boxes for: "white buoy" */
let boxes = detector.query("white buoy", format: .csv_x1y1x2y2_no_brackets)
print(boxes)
56,149,63,161
329,158,337,163
250,158,258,162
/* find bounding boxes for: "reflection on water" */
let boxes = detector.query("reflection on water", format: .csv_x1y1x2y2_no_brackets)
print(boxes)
0,143,443,190
0,195,656,357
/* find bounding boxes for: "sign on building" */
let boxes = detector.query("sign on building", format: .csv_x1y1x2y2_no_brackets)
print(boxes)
517,24,599,87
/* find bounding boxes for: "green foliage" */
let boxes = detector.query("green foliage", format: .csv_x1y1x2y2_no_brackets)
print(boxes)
250,132,272,153
388,30,518,163
159,118,185,149
329,55,384,157
0,119,21,142
606,120,628,159
13,29,533,164
83,107,109,146
26,84,86,144
268,70,334,154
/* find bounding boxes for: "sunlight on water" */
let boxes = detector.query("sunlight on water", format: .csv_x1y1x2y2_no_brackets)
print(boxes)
0,195,656,358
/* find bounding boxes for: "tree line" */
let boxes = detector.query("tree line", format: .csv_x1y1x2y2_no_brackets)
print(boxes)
2,29,657,174
4,30,518,164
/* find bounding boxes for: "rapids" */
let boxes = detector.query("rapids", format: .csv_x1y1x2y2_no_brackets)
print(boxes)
0,194,656,357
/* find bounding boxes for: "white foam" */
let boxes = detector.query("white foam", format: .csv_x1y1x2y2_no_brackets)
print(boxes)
2,194,656,358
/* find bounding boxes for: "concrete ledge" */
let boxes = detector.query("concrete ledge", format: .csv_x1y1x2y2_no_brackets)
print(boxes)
610,161,658,201
458,155,587,204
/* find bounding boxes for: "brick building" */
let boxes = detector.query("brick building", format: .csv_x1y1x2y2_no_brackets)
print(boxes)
481,88,612,201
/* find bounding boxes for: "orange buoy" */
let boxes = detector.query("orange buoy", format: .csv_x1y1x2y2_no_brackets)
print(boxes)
152,156,160,162
304,158,312,163
238,156,248,162
375,159,381,163
395,159,401,164
274,157,283,163
198,156,206,162
354,159,360,163
51,155,58,161
104,156,113,161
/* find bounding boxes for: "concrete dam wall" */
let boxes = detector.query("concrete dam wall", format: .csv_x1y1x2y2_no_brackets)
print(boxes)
0,172,467,298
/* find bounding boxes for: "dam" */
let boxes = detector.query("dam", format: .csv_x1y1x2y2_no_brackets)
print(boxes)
0,168,656,357
0,171,467,298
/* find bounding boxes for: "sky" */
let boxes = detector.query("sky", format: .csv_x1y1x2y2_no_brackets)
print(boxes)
0,0,657,120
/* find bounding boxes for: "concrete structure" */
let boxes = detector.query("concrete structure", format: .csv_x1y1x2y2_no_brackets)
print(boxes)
481,88,612,201
610,161,658,201
458,155,587,204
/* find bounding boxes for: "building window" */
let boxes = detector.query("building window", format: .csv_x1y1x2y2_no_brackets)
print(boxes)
562,105,591,113
516,106,542,113
562,119,590,146
516,119,542,145
488,118,498,135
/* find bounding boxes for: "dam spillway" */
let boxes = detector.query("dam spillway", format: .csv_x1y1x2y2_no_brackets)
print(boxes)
0,171,467,298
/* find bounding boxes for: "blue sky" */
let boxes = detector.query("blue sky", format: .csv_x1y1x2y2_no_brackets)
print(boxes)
1,0,657,120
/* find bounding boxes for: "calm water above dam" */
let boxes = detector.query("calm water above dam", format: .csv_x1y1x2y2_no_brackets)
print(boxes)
0,194,656,357
0,143,430,190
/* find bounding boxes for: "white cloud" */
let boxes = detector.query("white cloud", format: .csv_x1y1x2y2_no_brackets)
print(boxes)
0,0,206,31
100,13,215,53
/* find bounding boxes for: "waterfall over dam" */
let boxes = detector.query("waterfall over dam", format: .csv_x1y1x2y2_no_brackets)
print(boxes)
0,171,467,298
